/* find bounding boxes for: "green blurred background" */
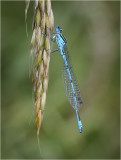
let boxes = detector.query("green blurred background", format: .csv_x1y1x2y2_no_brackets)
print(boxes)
1,1,120,159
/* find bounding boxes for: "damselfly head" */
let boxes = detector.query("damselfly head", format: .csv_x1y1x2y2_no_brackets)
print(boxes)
56,26,62,33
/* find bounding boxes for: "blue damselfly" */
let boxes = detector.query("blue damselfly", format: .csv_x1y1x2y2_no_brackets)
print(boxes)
51,26,83,133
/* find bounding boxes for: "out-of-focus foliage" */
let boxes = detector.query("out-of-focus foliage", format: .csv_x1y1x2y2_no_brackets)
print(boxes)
1,1,120,159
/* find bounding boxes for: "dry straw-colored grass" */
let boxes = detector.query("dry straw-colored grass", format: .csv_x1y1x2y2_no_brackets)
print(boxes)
25,0,54,136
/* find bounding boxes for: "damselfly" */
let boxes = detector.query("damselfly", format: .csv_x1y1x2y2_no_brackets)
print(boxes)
51,26,83,133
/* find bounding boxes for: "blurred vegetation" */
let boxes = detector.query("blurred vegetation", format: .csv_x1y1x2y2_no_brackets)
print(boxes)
1,1,120,159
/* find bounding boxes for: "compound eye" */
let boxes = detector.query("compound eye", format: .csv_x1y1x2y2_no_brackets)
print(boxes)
56,26,62,32
58,26,62,32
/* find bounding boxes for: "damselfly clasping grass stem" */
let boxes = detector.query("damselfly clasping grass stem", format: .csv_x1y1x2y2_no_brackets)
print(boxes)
25,0,83,135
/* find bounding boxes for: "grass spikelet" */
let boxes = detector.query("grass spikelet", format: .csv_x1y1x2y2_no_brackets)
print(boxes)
25,0,30,20
25,0,30,36
26,0,54,136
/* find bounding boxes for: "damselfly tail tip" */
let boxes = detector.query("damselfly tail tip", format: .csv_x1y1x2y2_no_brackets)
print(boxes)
79,127,83,133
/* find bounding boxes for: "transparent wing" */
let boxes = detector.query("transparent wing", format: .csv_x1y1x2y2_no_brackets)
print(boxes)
63,46,83,110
